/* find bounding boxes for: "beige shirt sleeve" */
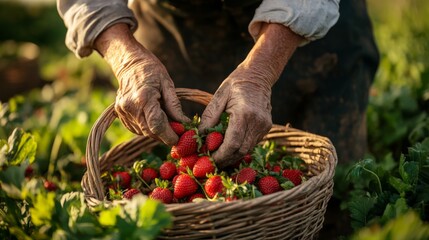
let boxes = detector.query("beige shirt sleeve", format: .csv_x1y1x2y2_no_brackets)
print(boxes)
249,0,340,43
57,0,137,58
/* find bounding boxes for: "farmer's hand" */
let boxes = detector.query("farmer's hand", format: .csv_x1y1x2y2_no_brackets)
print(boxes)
199,23,304,168
95,24,189,145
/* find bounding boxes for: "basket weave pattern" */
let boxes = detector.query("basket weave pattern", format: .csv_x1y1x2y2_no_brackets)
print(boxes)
82,88,338,239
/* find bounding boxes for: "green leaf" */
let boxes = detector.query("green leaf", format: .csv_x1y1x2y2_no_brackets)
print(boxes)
0,128,37,166
348,195,377,230
389,176,412,196
99,205,121,227
381,198,409,224
0,165,26,198
399,157,419,186
30,192,56,226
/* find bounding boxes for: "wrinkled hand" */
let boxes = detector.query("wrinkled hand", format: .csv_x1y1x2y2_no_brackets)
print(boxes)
199,69,273,168
199,23,304,168
95,24,189,145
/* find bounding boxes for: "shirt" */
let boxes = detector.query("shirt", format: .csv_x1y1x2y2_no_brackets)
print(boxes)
57,0,340,58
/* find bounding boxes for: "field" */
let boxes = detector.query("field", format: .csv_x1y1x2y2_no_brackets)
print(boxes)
1,0,429,239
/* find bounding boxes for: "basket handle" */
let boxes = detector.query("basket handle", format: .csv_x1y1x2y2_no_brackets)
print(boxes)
83,88,213,201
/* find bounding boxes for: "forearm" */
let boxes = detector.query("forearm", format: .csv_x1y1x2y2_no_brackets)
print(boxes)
242,23,304,87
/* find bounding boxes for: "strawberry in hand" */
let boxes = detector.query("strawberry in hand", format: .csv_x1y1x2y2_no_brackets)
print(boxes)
170,129,201,159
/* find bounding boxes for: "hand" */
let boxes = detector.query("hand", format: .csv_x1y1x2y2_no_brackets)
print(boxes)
199,23,304,168
95,24,189,145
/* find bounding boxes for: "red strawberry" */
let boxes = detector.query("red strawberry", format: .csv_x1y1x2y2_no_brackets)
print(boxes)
150,187,173,204
188,193,206,202
258,176,281,195
170,121,185,136
170,146,180,159
179,154,199,170
172,174,179,186
174,174,198,199
43,180,57,191
193,156,215,178
282,169,303,186
171,129,199,158
272,165,282,173
236,167,257,184
123,188,140,199
141,168,158,183
204,175,224,198
159,162,177,180
242,153,253,164
25,165,34,178
199,143,208,154
177,165,188,174
205,131,223,152
112,171,131,189
225,196,238,202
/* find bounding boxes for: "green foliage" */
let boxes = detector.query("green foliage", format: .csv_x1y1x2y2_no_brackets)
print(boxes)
344,140,429,232
0,129,172,240
351,211,429,240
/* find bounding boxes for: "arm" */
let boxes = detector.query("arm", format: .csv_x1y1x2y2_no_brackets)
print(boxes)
199,23,304,168
200,0,340,167
57,0,189,145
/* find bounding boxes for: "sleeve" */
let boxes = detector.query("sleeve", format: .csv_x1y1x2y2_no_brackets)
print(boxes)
57,0,138,58
248,0,340,43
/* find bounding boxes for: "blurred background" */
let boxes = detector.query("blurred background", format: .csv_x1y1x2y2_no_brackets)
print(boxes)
1,0,428,239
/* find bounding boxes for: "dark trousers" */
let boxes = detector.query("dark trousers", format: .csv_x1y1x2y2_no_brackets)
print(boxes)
130,0,379,164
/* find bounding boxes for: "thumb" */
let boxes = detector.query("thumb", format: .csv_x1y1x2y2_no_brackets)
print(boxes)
198,94,228,134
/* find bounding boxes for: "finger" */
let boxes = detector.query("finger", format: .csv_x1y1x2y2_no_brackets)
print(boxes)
161,81,190,123
142,92,179,146
211,113,245,168
115,102,144,135
198,87,229,133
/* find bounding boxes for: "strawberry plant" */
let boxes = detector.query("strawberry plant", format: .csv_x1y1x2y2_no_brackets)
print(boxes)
344,140,429,230
0,128,172,239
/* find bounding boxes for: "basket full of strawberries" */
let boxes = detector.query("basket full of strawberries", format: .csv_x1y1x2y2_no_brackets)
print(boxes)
82,88,337,239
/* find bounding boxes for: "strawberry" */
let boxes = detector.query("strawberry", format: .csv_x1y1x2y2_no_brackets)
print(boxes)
204,175,224,198
193,156,215,178
169,121,185,136
170,146,180,159
236,167,257,184
43,180,57,191
242,153,253,164
225,196,238,202
172,174,179,186
272,165,282,173
198,143,208,154
159,162,177,180
177,165,188,174
171,129,200,158
282,169,303,186
173,174,198,199
188,193,206,202
112,171,131,189
179,154,199,170
150,187,173,204
258,176,281,195
205,131,223,152
140,168,158,183
123,188,140,199
25,165,34,178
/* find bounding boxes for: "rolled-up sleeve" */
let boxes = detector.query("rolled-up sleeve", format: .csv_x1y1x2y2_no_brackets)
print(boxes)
57,0,137,58
249,0,340,43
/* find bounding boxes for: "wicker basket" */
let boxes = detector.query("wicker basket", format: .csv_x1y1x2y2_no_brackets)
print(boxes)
82,88,338,240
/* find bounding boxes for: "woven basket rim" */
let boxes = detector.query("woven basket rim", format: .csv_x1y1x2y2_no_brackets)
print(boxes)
82,88,338,209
